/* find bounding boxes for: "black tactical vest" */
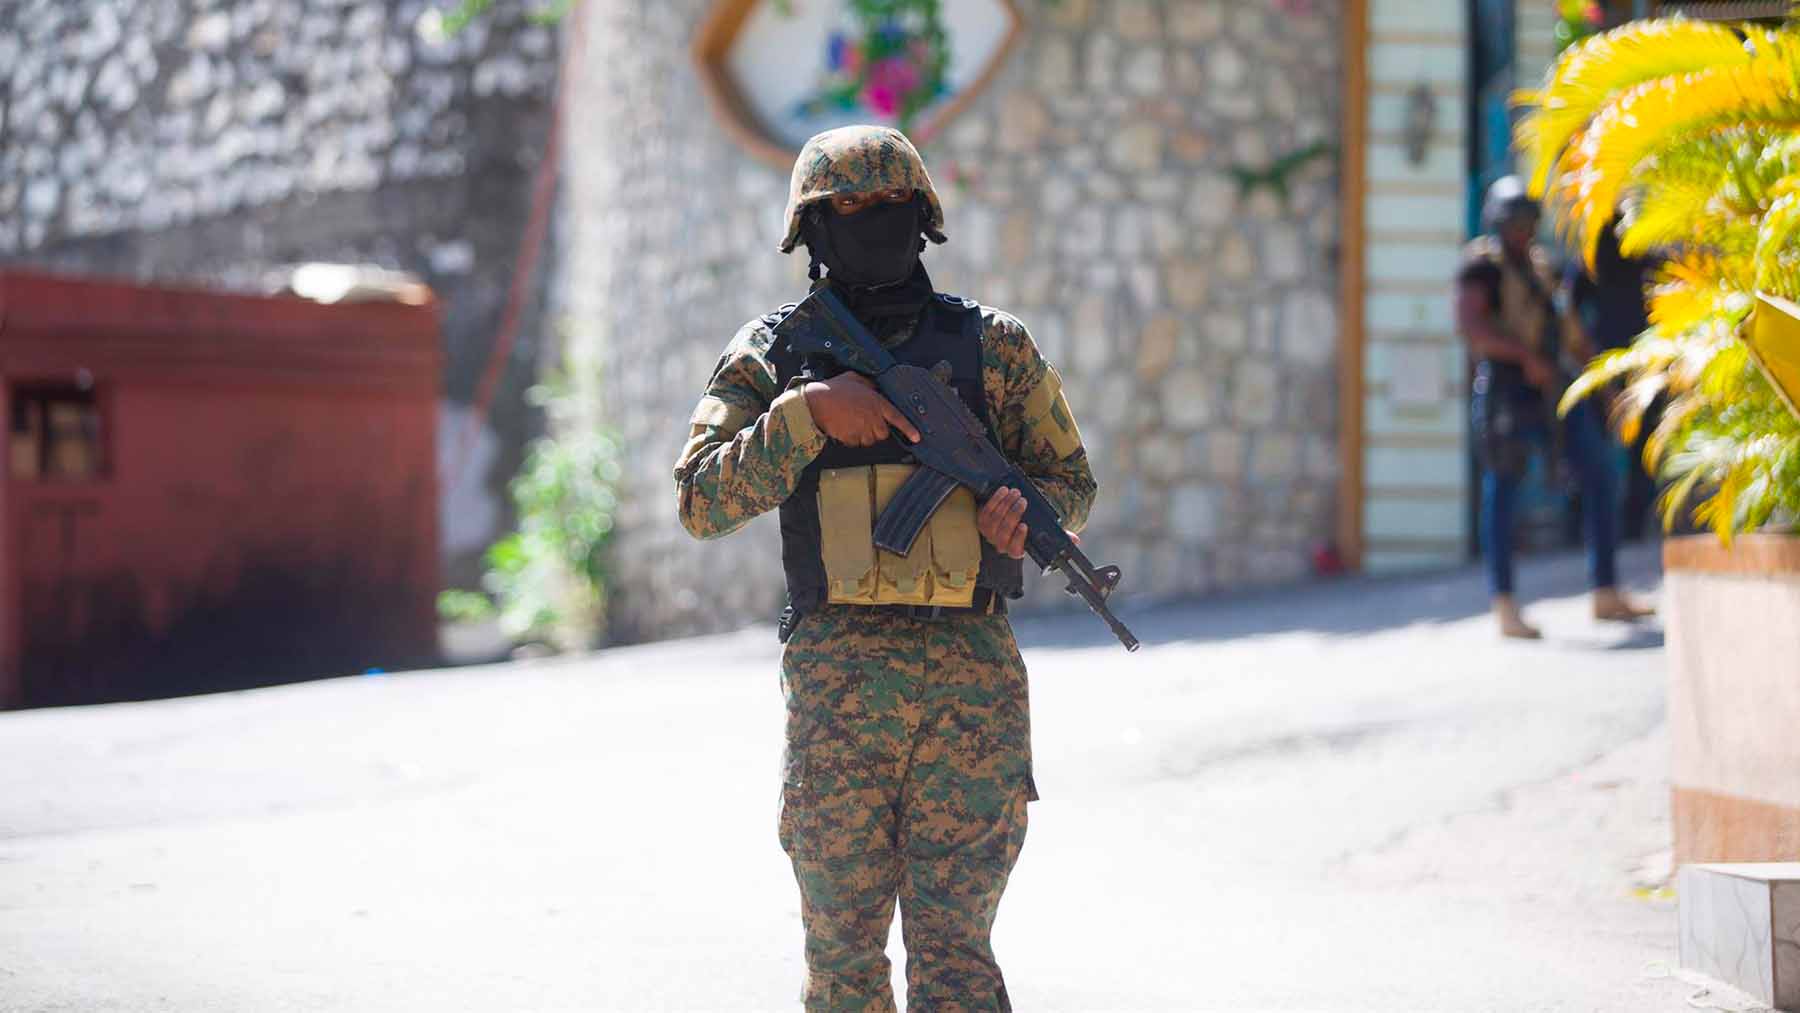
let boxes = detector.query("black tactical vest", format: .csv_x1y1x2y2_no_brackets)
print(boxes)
767,292,1026,613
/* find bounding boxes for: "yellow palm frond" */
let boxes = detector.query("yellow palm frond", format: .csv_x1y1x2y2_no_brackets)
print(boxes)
1678,432,1787,541
1698,339,1754,399
1614,372,1670,444
1755,191,1800,296
1752,134,1800,194
1648,285,1709,333
1646,390,1707,468
1691,457,1745,541
1621,163,1728,256
1659,448,1712,529
1547,47,1800,264
1769,163,1800,203
1674,321,1743,388
1559,347,1635,415
1649,256,1739,332
1534,19,1800,544
1515,19,1754,196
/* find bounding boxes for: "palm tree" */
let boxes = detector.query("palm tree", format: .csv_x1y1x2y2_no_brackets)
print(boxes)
1515,17,1800,538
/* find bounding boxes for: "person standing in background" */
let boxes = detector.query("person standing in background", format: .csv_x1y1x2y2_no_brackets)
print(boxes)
1565,213,1663,541
1455,177,1654,639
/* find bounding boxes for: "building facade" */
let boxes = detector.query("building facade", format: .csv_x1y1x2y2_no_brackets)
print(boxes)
0,0,561,586
598,0,1751,639
10,0,1773,652
556,0,1348,641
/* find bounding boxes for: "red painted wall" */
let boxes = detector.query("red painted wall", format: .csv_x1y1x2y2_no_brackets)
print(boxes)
0,270,442,708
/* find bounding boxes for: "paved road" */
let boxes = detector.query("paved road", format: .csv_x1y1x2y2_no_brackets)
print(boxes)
0,546,1697,1011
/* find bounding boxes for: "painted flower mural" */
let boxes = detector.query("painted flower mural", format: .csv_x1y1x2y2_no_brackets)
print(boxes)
796,0,952,131
698,0,1020,164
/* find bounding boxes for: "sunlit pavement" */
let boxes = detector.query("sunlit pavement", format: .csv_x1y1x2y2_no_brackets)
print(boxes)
0,544,1694,1011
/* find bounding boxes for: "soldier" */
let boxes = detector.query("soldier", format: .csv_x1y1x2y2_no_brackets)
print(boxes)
1455,176,1652,638
673,125,1096,1010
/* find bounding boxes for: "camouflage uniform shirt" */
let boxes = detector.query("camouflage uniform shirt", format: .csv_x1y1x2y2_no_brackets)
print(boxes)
674,302,1096,545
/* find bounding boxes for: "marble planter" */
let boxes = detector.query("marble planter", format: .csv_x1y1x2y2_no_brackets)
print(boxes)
1679,863,1800,1010
1665,535,1800,863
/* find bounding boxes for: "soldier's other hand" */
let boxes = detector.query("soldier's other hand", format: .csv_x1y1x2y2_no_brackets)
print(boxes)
802,372,921,447
979,486,1030,560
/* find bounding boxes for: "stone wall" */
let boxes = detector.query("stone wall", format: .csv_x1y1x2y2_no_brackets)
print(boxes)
0,0,561,583
557,0,1344,641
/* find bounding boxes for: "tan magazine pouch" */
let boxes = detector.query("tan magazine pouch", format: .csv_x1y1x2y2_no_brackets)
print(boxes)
818,468,878,604
873,464,934,603
817,464,982,607
928,486,982,600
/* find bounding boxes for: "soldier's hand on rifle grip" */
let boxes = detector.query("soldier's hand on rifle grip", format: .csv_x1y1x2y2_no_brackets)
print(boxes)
802,372,921,447
979,487,1031,560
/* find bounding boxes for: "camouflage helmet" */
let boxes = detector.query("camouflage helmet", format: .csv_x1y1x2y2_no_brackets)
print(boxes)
779,125,947,254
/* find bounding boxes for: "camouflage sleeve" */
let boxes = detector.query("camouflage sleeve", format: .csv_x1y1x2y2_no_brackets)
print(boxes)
981,308,1098,532
673,321,827,540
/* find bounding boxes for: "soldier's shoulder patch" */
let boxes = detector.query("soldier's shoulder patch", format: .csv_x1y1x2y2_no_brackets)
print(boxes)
979,306,1031,341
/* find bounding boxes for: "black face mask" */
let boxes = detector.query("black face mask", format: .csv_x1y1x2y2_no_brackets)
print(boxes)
813,198,923,288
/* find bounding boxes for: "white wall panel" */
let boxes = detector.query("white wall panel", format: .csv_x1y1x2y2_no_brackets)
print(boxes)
1370,0,1465,35
1369,41,1465,87
1365,445,1466,488
1367,141,1463,185
1365,288,1456,333
1366,191,1467,236
1366,495,1467,541
1368,240,1465,285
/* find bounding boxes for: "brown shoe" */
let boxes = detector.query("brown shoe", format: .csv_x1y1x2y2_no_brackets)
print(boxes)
1593,587,1655,622
1494,594,1543,639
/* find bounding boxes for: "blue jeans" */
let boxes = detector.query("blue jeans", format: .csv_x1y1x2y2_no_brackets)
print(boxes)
1478,399,1619,595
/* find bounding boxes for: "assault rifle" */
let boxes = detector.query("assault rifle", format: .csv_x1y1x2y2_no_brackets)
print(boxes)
774,287,1140,652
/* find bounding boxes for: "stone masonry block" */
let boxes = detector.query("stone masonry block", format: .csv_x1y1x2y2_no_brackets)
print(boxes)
1113,1,1160,41
1108,120,1164,172
1168,2,1224,42
1679,864,1800,1011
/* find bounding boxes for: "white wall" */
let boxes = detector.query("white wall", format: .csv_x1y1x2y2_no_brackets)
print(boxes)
1357,0,1471,572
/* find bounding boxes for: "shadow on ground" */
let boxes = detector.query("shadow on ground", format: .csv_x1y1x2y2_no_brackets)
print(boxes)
1013,541,1666,651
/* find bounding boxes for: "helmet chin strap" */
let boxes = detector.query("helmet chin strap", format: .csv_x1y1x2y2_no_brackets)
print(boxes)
801,205,830,283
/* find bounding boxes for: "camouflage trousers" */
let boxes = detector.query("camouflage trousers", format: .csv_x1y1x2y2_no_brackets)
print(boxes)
779,605,1036,1012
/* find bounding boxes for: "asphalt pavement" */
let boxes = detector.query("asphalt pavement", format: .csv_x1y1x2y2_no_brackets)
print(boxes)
0,544,1715,1011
